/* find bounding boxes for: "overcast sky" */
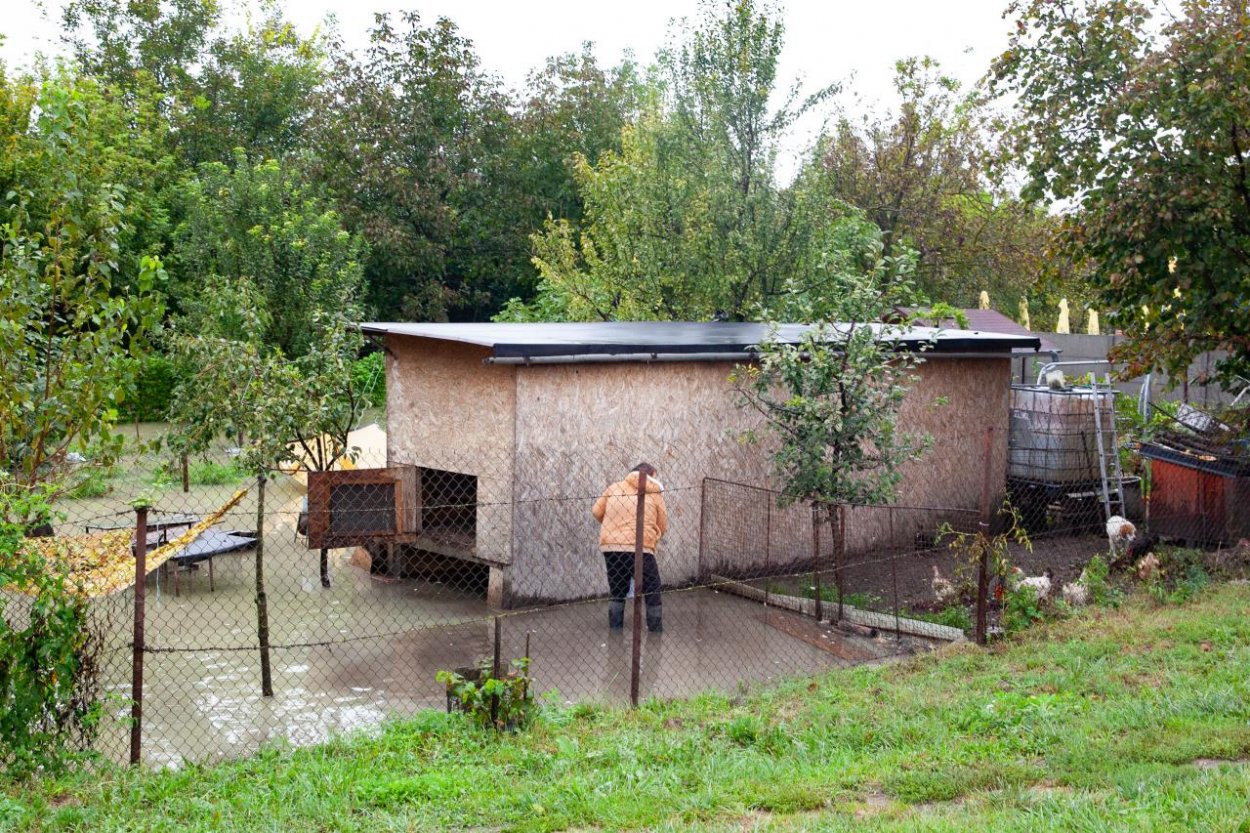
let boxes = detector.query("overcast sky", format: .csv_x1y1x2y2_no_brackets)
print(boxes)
3,0,1014,175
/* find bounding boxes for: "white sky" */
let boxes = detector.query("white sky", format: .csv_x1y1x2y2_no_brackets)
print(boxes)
2,0,1014,176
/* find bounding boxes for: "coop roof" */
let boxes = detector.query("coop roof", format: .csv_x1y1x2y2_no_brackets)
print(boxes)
360,321,1041,363
895,307,1060,356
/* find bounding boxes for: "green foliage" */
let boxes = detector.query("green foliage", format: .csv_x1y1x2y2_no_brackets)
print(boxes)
187,460,245,487
906,604,973,632
310,11,516,321
0,68,166,492
119,355,177,423
64,468,113,500
1145,548,1213,606
436,658,534,731
504,0,843,322
351,353,386,413
1080,554,1122,608
1003,585,1045,635
937,501,1033,595
170,153,366,360
993,0,1250,386
811,56,1063,312
0,485,106,778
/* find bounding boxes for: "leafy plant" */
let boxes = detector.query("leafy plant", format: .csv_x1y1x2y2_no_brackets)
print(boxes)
1078,554,1121,608
937,501,1032,602
64,467,114,500
1002,585,1044,635
437,658,534,731
187,460,245,487
0,483,108,778
907,605,972,632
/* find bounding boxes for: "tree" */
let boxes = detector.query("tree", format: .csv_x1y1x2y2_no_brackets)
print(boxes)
0,68,165,497
993,0,1250,384
733,253,931,618
169,152,366,360
62,0,219,96
812,56,1056,313
171,11,327,167
311,11,513,321
501,0,836,322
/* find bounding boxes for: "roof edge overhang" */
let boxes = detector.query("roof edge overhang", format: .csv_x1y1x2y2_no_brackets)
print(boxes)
360,322,1041,364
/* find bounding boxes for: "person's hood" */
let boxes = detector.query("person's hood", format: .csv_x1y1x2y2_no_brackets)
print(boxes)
623,470,664,493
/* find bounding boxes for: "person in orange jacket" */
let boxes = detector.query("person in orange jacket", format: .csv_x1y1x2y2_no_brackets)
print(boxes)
592,463,668,632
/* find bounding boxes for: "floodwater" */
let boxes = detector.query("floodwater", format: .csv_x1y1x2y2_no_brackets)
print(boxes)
49,454,906,768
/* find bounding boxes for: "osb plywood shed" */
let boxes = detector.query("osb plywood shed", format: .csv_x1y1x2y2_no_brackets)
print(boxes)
362,321,1040,607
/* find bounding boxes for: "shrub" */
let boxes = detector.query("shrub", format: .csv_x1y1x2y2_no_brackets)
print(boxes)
1003,586,1044,635
189,460,245,486
119,354,177,423
437,658,533,731
0,485,108,778
64,468,112,500
1080,554,1122,607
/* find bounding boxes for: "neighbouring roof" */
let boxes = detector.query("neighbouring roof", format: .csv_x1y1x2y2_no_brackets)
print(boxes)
896,307,1060,356
360,321,1041,363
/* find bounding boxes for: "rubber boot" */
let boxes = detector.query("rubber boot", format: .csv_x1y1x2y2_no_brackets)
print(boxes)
608,600,625,629
646,605,663,633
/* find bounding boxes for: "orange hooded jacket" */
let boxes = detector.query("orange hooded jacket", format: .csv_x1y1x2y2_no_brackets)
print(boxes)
592,470,668,555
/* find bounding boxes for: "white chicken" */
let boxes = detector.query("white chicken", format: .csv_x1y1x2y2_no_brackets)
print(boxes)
931,565,957,605
1061,581,1090,607
1016,569,1054,602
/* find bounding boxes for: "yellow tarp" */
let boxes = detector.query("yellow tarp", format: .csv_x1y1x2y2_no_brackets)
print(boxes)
17,487,249,598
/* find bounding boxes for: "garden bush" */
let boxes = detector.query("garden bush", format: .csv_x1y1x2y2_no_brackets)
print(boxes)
0,485,108,778
119,354,177,423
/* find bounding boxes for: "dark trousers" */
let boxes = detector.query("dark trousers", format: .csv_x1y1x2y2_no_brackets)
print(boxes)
603,551,662,608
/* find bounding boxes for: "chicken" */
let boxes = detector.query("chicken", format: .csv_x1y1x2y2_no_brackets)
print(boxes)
1017,569,1054,602
1061,581,1090,607
1136,552,1161,582
931,565,957,605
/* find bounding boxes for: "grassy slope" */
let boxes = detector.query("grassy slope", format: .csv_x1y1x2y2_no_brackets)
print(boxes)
8,585,1250,832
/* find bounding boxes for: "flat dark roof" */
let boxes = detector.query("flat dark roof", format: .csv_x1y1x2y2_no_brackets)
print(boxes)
359,321,1041,361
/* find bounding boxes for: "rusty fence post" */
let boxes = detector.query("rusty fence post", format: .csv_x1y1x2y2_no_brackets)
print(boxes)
630,470,648,707
130,505,148,766
975,426,995,645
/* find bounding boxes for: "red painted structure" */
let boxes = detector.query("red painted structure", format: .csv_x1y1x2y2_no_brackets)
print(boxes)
1140,442,1250,544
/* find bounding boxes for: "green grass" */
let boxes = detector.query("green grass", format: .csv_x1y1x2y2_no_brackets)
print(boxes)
9,585,1250,832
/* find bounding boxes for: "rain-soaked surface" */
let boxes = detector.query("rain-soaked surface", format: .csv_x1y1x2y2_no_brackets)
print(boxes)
45,467,909,768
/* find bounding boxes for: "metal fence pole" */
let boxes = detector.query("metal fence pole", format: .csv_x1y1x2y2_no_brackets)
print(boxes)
630,470,647,708
491,616,502,726
130,506,148,766
975,426,995,645
255,473,274,697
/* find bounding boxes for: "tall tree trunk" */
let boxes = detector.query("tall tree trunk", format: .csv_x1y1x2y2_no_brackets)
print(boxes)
320,547,330,588
827,504,845,622
255,473,273,697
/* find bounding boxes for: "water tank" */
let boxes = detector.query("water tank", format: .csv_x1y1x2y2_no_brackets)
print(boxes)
1008,385,1115,484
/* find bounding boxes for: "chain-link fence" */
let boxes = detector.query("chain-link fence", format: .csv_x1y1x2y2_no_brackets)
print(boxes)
15,378,1244,768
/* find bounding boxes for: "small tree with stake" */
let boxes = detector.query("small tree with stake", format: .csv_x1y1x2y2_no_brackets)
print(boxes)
734,255,933,620
166,292,372,696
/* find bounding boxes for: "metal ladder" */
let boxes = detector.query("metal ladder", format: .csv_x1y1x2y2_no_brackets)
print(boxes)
1091,374,1125,520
